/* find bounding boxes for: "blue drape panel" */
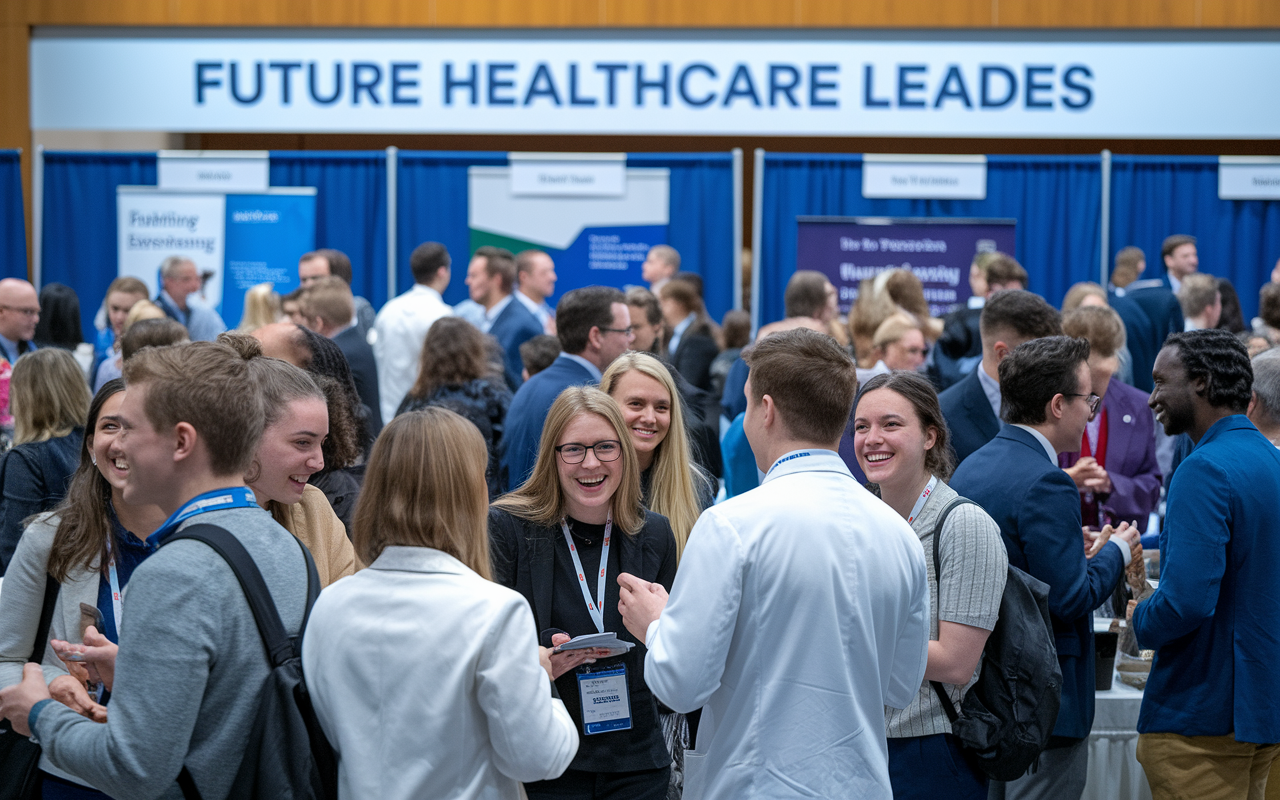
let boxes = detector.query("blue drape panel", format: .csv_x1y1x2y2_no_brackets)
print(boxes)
41,151,158,335
627,153,736,322
758,153,1102,325
1,151,26,280
1111,156,1280,321
269,151,388,308
396,151,508,306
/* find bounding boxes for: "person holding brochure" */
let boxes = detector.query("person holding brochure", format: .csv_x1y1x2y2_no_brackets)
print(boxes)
617,329,930,800
303,408,579,800
852,372,1008,800
490,386,677,800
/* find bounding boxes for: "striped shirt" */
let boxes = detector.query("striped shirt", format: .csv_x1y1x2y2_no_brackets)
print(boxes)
885,478,1008,738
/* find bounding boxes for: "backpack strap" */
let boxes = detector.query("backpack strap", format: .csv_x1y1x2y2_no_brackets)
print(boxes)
29,573,60,664
164,522,321,800
926,496,977,724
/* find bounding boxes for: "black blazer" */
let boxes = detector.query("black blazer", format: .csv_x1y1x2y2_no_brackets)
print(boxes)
333,325,383,437
938,366,1001,466
671,328,720,393
488,506,677,774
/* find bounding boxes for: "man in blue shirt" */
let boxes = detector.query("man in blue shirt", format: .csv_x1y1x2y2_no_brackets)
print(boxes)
154,255,227,342
0,277,40,364
1133,329,1280,799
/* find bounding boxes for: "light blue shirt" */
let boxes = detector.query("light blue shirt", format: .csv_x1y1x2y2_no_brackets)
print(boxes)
480,295,514,334
0,332,33,365
668,312,697,355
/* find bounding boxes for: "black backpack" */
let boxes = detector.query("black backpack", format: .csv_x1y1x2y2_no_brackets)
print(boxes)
927,498,1062,782
167,524,338,800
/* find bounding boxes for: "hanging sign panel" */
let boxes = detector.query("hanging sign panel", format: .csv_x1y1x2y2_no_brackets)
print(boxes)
1218,156,1280,200
796,216,1016,317
29,32,1280,139
862,155,988,200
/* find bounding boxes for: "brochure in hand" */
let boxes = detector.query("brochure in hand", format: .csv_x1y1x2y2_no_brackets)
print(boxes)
552,632,635,657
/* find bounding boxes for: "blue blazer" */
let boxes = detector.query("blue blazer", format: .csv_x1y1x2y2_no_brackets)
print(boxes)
938,366,1001,466
1126,280,1184,353
489,298,544,391
1108,290,1158,392
500,355,597,491
1133,416,1280,743
951,424,1125,740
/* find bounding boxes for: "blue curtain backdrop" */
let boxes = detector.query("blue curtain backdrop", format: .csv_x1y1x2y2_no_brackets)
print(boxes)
396,151,509,307
396,151,737,319
41,151,158,336
269,151,388,308
1111,155,1280,322
1,151,26,280
757,153,1103,325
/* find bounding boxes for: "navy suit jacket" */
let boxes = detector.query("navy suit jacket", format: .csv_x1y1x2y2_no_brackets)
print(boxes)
1133,416,1280,742
489,298,544,391
1059,378,1162,533
951,424,1125,740
333,325,382,436
938,366,1001,465
1108,290,1158,392
500,355,597,491
1127,280,1184,352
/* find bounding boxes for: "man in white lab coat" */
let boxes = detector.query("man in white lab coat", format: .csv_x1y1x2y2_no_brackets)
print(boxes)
619,328,930,800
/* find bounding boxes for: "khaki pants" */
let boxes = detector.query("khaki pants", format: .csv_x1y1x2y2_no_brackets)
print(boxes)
1137,732,1280,800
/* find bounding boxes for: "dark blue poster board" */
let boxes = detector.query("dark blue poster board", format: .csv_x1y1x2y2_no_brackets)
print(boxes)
796,216,1016,317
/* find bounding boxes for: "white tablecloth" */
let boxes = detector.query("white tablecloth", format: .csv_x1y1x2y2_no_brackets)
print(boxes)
1083,677,1152,800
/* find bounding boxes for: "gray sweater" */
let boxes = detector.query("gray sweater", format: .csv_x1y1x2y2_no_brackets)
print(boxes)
32,506,309,800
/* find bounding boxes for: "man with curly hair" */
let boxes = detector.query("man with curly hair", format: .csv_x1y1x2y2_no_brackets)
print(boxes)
1134,329,1280,799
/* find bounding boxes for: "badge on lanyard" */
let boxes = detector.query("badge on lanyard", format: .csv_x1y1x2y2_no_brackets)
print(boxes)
577,662,632,735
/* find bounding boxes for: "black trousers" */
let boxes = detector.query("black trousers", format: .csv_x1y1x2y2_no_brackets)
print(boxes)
524,766,671,800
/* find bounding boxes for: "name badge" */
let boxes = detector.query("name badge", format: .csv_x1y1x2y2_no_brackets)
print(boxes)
577,663,632,736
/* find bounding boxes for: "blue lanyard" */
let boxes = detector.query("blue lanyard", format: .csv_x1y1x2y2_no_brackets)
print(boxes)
147,487,259,547
766,450,813,476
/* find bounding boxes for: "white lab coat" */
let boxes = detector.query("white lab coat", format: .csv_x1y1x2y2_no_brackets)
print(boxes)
644,451,929,800
372,283,452,423
302,546,578,800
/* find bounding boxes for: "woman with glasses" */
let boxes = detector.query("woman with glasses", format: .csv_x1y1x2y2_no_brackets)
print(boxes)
490,386,677,800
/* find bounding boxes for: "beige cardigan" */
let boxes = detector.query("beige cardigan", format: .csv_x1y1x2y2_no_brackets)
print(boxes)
271,484,359,587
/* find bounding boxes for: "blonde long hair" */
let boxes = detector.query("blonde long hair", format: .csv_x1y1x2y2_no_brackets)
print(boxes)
492,387,645,536
11,348,91,445
600,353,705,558
353,407,492,577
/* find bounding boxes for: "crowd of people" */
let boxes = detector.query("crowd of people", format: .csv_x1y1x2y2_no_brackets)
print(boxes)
0,232,1277,800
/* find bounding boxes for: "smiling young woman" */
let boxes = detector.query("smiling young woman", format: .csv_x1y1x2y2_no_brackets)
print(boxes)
852,371,1008,800
489,386,678,800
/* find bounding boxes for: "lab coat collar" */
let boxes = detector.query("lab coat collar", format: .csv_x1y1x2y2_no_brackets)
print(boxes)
762,449,850,484
369,546,471,575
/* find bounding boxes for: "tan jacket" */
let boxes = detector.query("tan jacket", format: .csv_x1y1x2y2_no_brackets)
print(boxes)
272,485,359,587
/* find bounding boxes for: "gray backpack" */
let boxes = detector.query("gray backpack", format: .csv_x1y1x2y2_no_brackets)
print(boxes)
928,498,1062,782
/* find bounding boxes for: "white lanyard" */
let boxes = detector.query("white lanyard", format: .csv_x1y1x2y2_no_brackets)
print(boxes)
907,475,939,525
106,558,123,631
560,512,613,634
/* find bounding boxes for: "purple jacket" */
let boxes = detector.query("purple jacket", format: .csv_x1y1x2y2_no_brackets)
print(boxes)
1059,377,1162,532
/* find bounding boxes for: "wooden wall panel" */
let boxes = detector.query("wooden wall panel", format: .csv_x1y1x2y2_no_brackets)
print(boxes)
997,0,1200,27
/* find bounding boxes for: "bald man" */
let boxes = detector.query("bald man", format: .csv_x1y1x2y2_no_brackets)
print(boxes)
0,278,40,364
251,321,310,367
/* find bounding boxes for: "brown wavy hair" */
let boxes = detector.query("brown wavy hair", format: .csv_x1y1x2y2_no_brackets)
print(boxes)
353,407,492,575
407,316,501,400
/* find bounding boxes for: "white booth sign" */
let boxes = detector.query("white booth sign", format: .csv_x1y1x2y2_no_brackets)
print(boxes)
28,32,1280,139
509,153,626,197
1218,157,1280,200
862,155,987,200
157,150,270,192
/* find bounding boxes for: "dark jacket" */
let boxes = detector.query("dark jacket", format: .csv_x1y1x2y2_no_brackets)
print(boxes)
929,305,983,391
951,424,1125,740
501,355,597,491
489,298,544,391
0,429,82,574
309,465,364,539
333,325,383,437
670,327,720,393
1108,290,1158,392
938,367,1001,466
488,506,677,774
398,378,512,499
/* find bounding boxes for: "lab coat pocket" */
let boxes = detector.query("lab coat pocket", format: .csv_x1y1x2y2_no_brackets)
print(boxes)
683,750,707,800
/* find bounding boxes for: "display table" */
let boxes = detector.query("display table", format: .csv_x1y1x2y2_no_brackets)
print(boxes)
1083,671,1151,800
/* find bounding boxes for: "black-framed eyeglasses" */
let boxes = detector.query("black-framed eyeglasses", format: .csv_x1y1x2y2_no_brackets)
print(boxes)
599,326,635,337
1065,393,1102,416
555,440,623,464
